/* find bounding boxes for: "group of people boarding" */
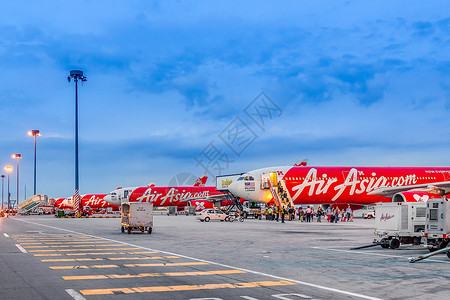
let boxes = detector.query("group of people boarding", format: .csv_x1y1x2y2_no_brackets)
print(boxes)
263,204,353,223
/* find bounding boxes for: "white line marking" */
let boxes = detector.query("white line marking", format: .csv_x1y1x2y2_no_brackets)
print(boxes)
312,247,450,264
273,293,312,299
15,244,28,253
241,296,259,300
16,219,382,300
4,233,9,237
65,289,86,300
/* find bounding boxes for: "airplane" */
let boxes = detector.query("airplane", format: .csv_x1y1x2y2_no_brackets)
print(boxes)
102,175,230,211
54,194,119,211
227,166,450,209
56,176,209,212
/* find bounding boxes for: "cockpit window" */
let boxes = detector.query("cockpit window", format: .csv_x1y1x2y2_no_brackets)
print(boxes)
111,192,116,196
244,176,254,181
237,177,244,181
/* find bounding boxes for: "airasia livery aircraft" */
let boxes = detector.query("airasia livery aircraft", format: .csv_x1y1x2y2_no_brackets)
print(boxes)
54,194,119,210
227,166,450,208
103,186,229,210
103,175,231,211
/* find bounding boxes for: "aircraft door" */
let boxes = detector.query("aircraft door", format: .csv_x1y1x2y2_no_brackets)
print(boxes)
124,190,129,201
269,172,278,187
261,172,270,189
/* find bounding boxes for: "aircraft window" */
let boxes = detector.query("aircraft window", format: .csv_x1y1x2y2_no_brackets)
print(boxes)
237,177,244,181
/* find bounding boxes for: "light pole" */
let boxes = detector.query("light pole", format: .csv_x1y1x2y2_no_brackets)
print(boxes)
12,154,22,208
68,70,87,217
28,130,42,195
5,166,13,213
1,175,5,211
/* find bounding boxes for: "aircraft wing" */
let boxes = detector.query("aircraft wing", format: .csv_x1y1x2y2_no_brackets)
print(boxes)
368,181,450,198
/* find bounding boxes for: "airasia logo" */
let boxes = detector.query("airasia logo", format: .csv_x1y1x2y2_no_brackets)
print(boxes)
380,213,394,221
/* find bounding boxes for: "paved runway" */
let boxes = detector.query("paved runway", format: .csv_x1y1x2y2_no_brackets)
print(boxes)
1,215,449,299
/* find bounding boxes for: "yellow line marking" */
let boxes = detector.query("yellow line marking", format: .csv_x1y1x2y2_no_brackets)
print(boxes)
27,248,139,252
37,251,158,257
80,281,296,295
36,241,114,245
109,256,179,260
50,262,208,269
42,258,105,262
41,256,178,262
52,265,119,270
65,251,159,256
23,244,121,248
63,270,245,280
19,243,43,245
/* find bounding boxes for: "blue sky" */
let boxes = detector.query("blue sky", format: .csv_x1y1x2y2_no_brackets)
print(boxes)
1,1,450,200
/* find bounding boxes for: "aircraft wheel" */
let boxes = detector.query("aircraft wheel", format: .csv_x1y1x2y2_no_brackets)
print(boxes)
225,216,230,222
148,227,152,234
390,239,400,249
239,216,244,222
204,217,210,222
200,219,204,222
127,227,132,234
121,226,124,233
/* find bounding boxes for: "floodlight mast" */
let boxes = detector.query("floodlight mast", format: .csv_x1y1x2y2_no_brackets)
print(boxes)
68,70,87,218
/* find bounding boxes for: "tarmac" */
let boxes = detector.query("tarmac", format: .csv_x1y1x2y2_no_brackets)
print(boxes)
0,214,449,300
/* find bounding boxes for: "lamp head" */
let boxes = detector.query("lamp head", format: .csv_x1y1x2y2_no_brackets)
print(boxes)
12,154,22,159
4,166,13,173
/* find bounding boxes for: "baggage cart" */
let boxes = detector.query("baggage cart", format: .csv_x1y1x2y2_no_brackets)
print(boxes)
121,202,153,234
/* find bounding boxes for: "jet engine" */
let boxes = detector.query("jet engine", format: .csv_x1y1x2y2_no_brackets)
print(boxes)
392,191,442,203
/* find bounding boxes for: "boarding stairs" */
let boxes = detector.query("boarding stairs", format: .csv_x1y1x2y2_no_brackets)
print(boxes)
278,180,295,209
18,195,46,213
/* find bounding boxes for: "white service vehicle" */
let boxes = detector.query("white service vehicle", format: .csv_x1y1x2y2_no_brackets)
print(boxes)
422,198,450,252
121,202,153,234
374,202,427,249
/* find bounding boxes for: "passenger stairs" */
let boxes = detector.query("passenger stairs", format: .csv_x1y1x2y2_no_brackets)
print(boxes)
266,179,294,209
18,195,47,214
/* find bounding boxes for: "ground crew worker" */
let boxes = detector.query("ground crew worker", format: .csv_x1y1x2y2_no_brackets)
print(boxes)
281,206,285,223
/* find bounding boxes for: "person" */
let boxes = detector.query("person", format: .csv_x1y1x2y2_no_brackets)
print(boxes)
281,206,285,223
275,206,279,222
268,206,273,220
297,207,301,220
334,207,340,223
288,205,294,221
311,207,315,222
346,205,352,222
305,206,312,222
330,208,335,223
299,207,304,222
317,206,323,222
265,207,269,220
326,206,332,222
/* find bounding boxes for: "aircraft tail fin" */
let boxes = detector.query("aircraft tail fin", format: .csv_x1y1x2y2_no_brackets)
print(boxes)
193,175,208,186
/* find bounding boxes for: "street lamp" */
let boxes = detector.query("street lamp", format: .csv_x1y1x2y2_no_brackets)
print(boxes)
1,175,5,211
4,166,13,213
12,154,22,207
68,70,87,217
28,130,42,195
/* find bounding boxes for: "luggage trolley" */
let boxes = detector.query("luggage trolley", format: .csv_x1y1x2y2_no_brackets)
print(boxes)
121,202,153,234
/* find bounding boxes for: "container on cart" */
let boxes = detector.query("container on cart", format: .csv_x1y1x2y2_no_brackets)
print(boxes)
422,198,450,251
121,202,153,234
374,201,426,249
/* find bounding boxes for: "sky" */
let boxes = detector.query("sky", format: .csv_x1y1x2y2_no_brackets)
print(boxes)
1,1,450,200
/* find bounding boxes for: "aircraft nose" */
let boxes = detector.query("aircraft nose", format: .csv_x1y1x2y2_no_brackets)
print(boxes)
103,194,116,205
228,181,239,196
